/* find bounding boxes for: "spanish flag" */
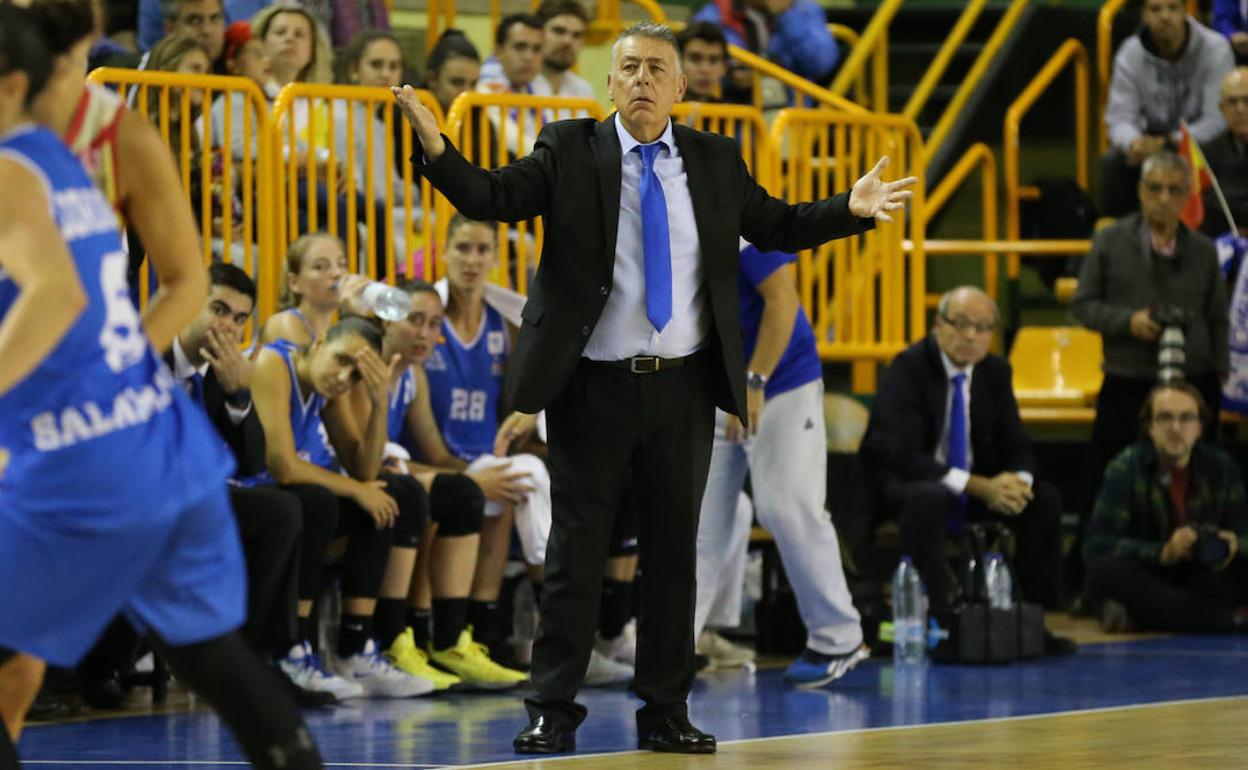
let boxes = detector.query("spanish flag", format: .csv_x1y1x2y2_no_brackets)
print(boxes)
1177,122,1212,229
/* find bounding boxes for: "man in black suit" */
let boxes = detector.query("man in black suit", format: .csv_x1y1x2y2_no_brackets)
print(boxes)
394,21,914,755
169,263,336,705
860,287,1069,644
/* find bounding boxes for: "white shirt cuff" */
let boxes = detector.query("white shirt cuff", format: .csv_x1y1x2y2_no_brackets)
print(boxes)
225,400,252,426
941,468,970,495
1015,471,1034,487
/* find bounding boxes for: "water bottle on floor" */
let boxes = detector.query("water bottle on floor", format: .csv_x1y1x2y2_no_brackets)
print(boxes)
983,552,1014,610
892,556,928,666
361,281,412,321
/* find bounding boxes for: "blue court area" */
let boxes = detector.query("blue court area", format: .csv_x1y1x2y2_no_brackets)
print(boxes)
19,634,1248,768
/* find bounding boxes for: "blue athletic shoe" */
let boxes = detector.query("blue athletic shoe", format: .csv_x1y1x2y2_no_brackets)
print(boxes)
782,644,870,689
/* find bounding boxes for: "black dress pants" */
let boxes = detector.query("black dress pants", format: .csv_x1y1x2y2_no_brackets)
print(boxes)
526,352,717,729
884,478,1064,612
229,486,303,651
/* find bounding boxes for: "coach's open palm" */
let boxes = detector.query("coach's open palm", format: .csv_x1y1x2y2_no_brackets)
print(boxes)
392,85,446,160
848,156,917,223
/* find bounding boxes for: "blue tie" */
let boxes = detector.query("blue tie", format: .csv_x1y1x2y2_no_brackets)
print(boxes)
188,372,205,406
635,143,672,332
947,372,968,534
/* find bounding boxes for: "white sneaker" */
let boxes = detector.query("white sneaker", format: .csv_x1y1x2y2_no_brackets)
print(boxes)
594,618,637,666
697,629,755,669
278,642,365,700
583,648,634,687
330,640,437,698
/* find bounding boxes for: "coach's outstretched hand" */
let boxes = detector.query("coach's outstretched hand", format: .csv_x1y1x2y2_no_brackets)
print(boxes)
848,156,917,223
392,84,447,161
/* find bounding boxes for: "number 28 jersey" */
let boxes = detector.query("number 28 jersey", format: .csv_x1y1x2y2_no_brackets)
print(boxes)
423,304,508,462
0,125,233,520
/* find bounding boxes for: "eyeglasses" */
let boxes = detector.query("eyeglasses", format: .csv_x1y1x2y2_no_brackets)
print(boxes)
1152,412,1200,426
940,315,996,334
1142,181,1188,197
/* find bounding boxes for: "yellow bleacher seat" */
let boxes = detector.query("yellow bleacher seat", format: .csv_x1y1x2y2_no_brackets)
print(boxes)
1010,327,1103,418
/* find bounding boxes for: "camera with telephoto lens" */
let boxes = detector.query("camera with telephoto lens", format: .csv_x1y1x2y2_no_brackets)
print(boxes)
1151,304,1193,384
1195,523,1231,568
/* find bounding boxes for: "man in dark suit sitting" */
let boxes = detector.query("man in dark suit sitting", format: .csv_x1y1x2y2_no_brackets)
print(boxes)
860,287,1072,652
394,21,915,754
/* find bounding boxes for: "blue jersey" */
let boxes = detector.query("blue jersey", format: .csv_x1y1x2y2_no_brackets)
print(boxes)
263,341,340,480
388,367,417,445
424,305,508,462
739,245,822,398
0,125,234,520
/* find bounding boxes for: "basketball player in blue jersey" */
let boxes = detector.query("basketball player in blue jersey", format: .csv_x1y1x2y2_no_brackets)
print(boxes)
250,317,437,697
349,280,527,689
694,242,868,689
0,7,322,768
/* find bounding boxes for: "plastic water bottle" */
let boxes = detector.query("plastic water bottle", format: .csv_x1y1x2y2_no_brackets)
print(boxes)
361,281,412,322
892,556,928,666
983,552,1014,610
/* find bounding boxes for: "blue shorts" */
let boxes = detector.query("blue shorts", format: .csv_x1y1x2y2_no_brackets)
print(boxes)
0,487,246,667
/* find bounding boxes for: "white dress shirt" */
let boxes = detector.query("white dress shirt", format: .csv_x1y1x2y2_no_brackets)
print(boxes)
934,349,1032,495
172,336,251,426
582,117,708,361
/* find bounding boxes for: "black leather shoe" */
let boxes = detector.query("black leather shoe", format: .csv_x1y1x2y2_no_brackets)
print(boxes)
514,715,576,754
638,715,717,754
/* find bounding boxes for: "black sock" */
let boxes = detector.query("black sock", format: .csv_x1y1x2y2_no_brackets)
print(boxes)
408,608,432,649
468,599,502,651
599,579,634,640
338,614,372,657
297,616,315,649
432,598,469,651
0,716,17,770
374,598,407,649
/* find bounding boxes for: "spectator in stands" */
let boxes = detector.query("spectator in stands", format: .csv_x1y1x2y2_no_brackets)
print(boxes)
222,20,272,87
860,287,1072,653
139,0,267,53
424,30,481,115
144,34,212,158
323,0,389,49
1084,383,1248,633
333,30,409,205
534,0,594,100
1214,0,1248,64
678,21,729,104
1200,67,1248,238
169,263,340,706
690,0,838,86
251,317,439,697
1073,151,1229,536
1101,0,1235,217
478,13,545,157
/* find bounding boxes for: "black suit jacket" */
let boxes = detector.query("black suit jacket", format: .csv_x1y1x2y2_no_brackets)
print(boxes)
860,335,1035,487
416,114,872,418
165,351,267,477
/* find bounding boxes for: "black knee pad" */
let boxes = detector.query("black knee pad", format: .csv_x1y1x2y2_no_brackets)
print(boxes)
383,474,428,548
430,473,485,537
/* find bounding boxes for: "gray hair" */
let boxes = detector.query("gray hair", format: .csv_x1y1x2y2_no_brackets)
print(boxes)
610,21,682,72
1140,149,1191,182
937,286,999,323
161,0,221,22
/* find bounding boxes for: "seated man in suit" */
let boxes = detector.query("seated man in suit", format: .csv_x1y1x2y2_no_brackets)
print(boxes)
860,287,1073,653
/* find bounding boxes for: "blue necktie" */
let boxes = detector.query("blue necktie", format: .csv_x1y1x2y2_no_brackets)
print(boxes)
947,372,968,534
187,372,205,406
635,143,672,332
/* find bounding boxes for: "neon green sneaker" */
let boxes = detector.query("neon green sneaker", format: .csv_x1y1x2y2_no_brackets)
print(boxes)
387,628,461,691
429,626,528,690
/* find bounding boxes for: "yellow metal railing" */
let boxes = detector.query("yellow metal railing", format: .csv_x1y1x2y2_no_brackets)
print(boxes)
441,91,605,293
829,0,899,114
904,0,988,122
767,108,926,392
729,44,868,114
86,67,278,326
1097,0,1201,152
924,0,1029,163
270,83,444,282
1004,38,1089,281
671,101,769,184
922,142,999,305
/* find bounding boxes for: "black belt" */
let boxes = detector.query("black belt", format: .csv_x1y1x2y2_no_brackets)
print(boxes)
587,351,701,374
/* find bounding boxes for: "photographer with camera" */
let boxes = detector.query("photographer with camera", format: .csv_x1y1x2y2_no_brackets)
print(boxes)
1072,150,1229,587
1084,383,1248,633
